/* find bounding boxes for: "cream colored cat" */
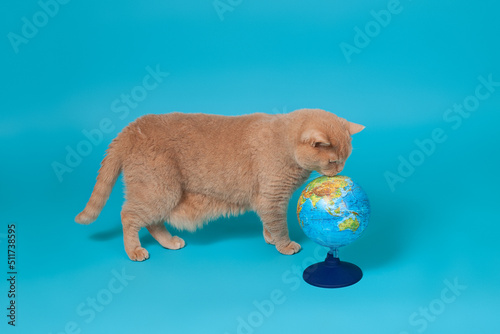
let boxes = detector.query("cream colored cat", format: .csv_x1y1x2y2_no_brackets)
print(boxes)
75,108,364,261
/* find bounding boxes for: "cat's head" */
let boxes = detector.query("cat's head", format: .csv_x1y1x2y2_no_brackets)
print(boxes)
293,109,364,176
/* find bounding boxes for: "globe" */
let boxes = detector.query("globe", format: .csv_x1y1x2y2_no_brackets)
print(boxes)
297,175,370,248
297,175,371,288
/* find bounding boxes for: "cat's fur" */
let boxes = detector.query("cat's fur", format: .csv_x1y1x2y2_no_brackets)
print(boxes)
75,108,364,261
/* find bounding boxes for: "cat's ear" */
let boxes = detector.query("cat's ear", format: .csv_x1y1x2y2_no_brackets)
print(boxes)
347,121,365,135
301,129,331,147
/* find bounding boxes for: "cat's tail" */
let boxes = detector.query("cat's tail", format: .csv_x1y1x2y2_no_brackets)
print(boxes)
75,143,122,225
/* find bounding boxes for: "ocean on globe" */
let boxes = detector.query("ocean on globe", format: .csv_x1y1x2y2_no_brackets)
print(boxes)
297,175,370,249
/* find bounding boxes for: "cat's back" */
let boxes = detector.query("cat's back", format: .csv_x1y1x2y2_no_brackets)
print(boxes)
129,112,270,142
119,112,276,158
161,112,268,131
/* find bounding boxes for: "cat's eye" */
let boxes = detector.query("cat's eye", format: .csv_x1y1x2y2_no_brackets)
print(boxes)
314,142,331,148
329,160,339,164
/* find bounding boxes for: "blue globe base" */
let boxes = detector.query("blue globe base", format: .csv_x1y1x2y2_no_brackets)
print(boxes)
303,252,363,288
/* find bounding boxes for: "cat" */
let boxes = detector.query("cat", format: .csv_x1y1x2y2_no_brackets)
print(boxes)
75,108,364,261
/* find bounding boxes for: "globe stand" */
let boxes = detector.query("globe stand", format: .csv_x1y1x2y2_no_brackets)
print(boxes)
303,248,363,288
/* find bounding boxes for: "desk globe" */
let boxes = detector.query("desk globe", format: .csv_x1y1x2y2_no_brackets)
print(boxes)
297,175,370,288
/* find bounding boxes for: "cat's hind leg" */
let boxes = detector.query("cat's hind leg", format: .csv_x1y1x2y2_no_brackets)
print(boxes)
121,210,151,261
147,223,185,250
121,196,183,261
120,160,183,261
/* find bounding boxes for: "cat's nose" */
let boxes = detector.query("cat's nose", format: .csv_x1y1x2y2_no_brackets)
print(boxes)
324,170,339,177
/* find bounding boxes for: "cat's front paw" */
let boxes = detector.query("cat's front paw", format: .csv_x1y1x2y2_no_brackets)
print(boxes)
276,241,301,255
128,247,150,261
164,236,185,250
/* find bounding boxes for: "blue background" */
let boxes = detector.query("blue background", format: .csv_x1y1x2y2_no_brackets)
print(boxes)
1,1,499,333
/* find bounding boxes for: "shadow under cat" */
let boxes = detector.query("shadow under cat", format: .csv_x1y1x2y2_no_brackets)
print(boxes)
89,212,264,247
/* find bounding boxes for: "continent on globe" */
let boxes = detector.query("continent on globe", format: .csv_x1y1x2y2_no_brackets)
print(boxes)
299,176,351,211
338,217,360,233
